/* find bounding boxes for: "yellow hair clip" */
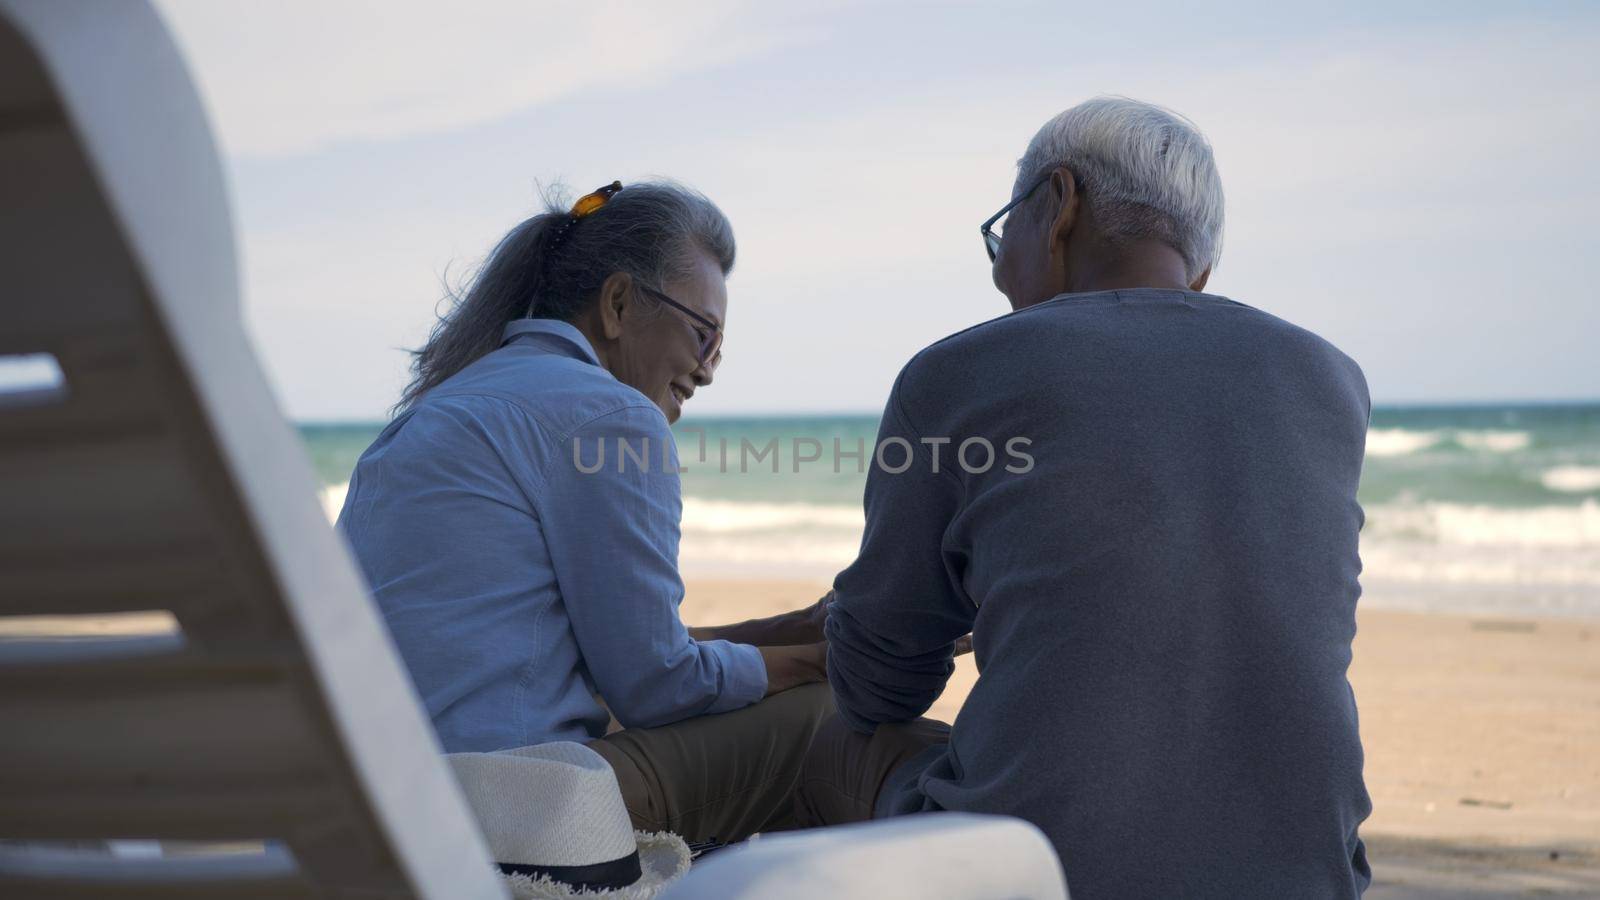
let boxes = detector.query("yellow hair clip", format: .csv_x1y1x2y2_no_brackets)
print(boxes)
571,181,623,218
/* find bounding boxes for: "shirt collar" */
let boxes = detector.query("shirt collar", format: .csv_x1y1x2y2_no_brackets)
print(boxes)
501,318,602,367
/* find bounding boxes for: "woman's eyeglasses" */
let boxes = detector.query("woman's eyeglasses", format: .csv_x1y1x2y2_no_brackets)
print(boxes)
637,283,723,370
979,170,1054,262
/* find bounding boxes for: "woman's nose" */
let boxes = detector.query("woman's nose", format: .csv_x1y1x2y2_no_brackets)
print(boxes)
691,360,715,388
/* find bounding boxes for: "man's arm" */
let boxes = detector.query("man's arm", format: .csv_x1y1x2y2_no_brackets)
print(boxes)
827,375,974,732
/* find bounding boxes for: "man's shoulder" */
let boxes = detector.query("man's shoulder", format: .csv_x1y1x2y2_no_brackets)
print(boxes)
1197,293,1362,371
896,291,1369,419
1198,294,1369,401
899,289,1363,385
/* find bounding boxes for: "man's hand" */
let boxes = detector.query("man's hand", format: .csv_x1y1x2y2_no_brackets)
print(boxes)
759,641,828,695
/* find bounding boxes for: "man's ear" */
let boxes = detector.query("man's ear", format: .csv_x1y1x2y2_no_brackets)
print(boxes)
1189,266,1211,292
1045,166,1082,261
596,271,633,341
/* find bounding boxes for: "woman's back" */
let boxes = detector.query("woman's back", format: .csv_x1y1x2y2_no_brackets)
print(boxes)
338,318,765,752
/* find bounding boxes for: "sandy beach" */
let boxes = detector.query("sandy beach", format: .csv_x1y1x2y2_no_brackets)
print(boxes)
682,579,1600,898
8,581,1594,895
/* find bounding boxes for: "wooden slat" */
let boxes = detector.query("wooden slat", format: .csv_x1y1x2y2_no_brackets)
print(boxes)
0,548,222,617
0,781,336,842
0,644,331,840
0,843,319,900
0,434,213,556
0,332,169,442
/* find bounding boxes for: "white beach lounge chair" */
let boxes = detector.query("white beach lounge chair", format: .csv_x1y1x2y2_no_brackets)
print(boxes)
662,813,1066,899
0,0,507,896
0,2,1068,897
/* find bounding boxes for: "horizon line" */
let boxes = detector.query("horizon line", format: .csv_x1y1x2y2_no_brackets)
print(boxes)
293,397,1600,426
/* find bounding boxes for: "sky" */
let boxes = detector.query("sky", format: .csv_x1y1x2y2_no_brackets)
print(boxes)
155,0,1600,421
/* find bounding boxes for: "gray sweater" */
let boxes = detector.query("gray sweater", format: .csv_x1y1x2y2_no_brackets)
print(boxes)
826,289,1372,899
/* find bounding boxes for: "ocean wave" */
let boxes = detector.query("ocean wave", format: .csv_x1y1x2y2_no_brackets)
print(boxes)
1364,499,1600,547
1541,465,1600,494
1364,428,1531,457
319,483,1598,549
310,480,1599,608
314,483,865,534
1365,429,1441,457
1453,429,1532,453
320,482,349,521
1359,543,1600,588
679,535,862,573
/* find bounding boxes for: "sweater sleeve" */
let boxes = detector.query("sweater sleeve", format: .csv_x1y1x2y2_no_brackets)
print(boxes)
826,371,975,732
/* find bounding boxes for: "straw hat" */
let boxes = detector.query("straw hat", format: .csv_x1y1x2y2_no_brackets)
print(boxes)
447,742,690,899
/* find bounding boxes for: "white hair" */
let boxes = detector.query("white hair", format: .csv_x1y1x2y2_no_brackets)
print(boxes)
1017,96,1224,280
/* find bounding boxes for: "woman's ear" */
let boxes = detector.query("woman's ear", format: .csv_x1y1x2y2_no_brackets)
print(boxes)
596,271,633,341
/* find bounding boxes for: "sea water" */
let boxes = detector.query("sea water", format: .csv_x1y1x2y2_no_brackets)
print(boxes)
301,403,1600,618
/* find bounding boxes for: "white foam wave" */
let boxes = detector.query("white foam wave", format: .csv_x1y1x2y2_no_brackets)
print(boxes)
321,484,1600,552
1359,503,1600,601
1541,466,1600,494
1453,429,1532,453
679,535,862,574
1364,428,1531,457
320,482,349,522
311,480,1600,610
1366,499,1600,548
1359,543,1600,588
681,497,862,533
679,499,863,574
314,484,862,537
1365,428,1441,457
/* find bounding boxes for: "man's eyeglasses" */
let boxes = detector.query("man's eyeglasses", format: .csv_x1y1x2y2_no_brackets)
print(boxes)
637,283,723,370
979,170,1053,263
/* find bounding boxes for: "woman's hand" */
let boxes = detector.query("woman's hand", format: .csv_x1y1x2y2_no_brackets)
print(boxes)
759,641,828,695
690,590,835,647
801,590,833,641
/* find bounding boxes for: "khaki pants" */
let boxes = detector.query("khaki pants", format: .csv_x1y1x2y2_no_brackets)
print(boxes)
793,713,951,827
587,684,835,843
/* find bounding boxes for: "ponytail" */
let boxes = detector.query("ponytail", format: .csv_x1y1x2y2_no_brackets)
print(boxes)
397,180,735,413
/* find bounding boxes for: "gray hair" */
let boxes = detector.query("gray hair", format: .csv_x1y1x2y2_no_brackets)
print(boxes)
400,179,735,411
1017,96,1224,280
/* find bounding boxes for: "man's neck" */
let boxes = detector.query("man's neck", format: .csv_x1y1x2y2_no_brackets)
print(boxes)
1065,239,1194,294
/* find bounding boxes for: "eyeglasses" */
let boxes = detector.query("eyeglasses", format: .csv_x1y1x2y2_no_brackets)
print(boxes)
637,283,723,370
979,171,1053,262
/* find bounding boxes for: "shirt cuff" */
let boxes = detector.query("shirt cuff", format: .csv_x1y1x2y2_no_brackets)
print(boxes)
701,639,767,715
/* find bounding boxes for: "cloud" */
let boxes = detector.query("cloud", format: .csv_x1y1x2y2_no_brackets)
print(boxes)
155,0,813,158
670,18,1600,411
178,3,1600,417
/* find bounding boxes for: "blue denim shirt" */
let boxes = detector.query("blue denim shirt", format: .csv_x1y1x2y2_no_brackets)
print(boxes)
337,318,766,753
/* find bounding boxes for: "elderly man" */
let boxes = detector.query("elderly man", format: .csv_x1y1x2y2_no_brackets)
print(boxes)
795,97,1372,898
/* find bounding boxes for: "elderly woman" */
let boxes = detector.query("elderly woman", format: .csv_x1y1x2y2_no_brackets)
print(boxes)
337,180,832,843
